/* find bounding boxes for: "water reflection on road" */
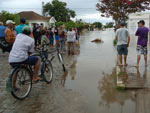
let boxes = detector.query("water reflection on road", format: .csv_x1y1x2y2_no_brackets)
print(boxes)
61,29,150,113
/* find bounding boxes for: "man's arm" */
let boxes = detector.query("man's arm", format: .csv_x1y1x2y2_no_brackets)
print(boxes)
128,36,130,47
115,30,118,41
135,28,139,36
115,36,118,41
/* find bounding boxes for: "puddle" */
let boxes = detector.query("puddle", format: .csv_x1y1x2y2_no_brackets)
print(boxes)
61,29,150,113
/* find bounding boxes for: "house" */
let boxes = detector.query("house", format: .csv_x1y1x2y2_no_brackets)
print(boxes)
18,11,56,29
127,12,150,35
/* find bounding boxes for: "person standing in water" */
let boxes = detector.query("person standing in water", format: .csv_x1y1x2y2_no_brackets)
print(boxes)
134,20,149,67
115,21,130,66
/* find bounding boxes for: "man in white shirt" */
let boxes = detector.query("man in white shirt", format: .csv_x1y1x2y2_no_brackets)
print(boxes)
67,28,75,55
9,26,42,82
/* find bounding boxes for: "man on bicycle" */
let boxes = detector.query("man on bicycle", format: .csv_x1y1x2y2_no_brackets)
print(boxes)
9,26,42,82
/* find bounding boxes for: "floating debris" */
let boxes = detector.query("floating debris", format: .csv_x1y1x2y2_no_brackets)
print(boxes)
91,38,103,43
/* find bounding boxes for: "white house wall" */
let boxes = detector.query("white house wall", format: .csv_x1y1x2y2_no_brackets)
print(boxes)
28,20,49,29
128,13,150,35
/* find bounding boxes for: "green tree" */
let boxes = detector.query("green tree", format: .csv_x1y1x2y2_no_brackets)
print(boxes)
56,21,65,27
93,22,103,29
105,22,114,28
0,11,20,25
96,0,150,24
43,0,76,22
65,20,76,30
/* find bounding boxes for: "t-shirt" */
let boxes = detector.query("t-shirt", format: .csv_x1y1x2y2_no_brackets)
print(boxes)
54,29,59,36
135,27,149,46
16,24,27,34
116,28,130,45
60,31,65,39
49,31,54,38
5,28,16,44
9,34,35,63
0,25,6,38
41,35,49,51
67,31,75,42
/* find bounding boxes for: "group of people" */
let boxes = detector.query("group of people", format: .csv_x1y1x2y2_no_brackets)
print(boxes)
115,20,149,67
0,18,80,83
32,23,80,55
0,18,80,55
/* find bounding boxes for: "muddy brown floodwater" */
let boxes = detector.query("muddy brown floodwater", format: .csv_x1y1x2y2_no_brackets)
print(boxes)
62,29,150,113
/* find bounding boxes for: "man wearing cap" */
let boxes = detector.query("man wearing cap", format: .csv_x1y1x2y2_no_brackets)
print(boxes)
16,18,27,35
5,20,16,45
115,21,130,66
9,26,42,82
0,22,6,53
134,20,149,67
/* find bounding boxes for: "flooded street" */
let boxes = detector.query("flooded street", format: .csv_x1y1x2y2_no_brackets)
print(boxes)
0,29,150,113
63,29,150,113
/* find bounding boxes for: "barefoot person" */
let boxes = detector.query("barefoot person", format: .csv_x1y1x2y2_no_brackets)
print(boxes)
134,20,149,67
115,21,130,66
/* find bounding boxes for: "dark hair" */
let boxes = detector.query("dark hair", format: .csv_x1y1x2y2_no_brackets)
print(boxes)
20,18,26,24
49,28,52,31
69,28,72,31
138,20,145,25
41,29,46,35
22,30,31,36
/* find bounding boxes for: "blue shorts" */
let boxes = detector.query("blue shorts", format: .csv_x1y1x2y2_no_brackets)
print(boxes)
50,38,54,45
117,44,128,55
10,56,38,67
55,36,59,40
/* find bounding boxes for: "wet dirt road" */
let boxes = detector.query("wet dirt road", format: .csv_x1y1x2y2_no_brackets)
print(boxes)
62,29,150,113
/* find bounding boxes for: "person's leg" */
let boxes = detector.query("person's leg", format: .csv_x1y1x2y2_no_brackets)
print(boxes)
34,37,38,47
124,44,128,66
71,42,74,55
124,55,127,66
134,55,141,67
52,38,54,46
59,40,63,52
61,39,65,52
144,55,148,66
33,57,41,81
63,39,66,52
68,42,70,55
117,45,123,66
119,55,123,66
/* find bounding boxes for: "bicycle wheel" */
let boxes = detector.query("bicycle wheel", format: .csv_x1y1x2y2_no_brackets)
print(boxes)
58,53,66,72
11,67,32,100
41,61,53,84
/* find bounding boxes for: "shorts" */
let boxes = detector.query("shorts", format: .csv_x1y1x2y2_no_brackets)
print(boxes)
136,45,147,55
10,56,38,67
55,36,59,40
117,44,128,55
50,38,54,45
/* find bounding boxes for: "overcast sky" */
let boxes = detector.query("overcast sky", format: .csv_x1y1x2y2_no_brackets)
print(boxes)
0,0,113,24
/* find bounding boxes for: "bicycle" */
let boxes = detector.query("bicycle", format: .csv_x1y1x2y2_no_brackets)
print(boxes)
7,44,66,100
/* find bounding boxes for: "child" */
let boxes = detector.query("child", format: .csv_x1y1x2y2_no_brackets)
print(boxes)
41,29,50,58
49,28,54,47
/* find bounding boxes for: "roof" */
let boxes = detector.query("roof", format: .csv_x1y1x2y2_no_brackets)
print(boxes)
18,11,51,21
